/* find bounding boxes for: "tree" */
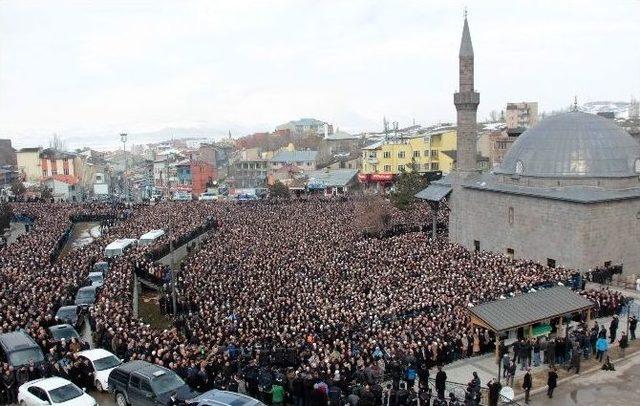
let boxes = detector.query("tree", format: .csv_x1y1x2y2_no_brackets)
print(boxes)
0,201,12,231
10,180,26,197
390,160,428,210
268,180,290,199
489,110,499,122
40,185,53,201
49,133,66,151
354,197,391,236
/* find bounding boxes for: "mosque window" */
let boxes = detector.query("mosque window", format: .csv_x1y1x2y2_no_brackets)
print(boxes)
515,160,524,175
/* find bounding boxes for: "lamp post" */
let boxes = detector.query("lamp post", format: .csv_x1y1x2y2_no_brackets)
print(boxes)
120,133,128,201
165,158,178,314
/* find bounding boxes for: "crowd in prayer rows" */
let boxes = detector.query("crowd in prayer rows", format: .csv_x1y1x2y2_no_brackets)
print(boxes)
0,198,630,405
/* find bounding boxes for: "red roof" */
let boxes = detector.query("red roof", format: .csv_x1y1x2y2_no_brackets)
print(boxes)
44,174,80,185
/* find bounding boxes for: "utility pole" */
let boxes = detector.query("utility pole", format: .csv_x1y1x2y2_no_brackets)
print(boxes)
120,133,128,201
165,158,178,314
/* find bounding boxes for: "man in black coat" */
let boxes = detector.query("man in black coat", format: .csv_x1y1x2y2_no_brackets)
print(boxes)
547,367,558,398
610,315,619,344
435,365,447,400
629,315,637,340
522,368,532,404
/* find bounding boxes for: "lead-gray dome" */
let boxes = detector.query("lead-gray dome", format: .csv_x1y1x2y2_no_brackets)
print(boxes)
496,111,640,178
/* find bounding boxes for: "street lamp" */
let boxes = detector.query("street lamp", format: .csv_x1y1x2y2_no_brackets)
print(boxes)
120,133,128,201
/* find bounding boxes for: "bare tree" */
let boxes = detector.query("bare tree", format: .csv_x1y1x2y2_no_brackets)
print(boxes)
49,133,66,151
354,197,391,236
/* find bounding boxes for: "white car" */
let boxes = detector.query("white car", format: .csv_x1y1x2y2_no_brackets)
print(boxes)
18,377,97,405
77,348,122,392
199,192,220,201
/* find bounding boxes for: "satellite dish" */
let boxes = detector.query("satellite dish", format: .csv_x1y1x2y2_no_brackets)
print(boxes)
500,386,515,401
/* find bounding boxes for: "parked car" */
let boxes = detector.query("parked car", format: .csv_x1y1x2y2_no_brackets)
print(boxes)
75,286,98,307
92,261,109,276
18,377,97,406
108,360,198,405
187,390,265,406
172,192,192,201
77,348,122,392
87,271,104,287
0,331,45,369
198,192,220,201
55,305,85,330
48,324,80,342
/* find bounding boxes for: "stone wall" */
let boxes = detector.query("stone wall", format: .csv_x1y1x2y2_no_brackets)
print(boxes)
449,186,640,274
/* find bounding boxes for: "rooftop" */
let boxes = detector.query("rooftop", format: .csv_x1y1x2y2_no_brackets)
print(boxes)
468,286,594,333
495,112,640,179
271,150,318,163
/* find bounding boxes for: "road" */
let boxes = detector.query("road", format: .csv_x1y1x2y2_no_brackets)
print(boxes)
529,349,640,405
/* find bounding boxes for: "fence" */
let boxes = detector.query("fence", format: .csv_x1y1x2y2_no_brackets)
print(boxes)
426,378,521,406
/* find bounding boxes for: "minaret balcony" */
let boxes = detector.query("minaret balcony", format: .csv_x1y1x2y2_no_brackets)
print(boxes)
454,92,480,107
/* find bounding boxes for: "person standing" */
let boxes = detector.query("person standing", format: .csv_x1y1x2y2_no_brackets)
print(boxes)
610,315,619,344
533,339,541,367
487,378,502,406
629,315,637,340
547,367,558,399
619,331,629,358
522,368,532,404
596,336,608,362
435,365,447,400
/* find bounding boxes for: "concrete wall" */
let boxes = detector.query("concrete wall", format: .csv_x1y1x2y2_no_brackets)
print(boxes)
449,186,640,274
16,151,41,181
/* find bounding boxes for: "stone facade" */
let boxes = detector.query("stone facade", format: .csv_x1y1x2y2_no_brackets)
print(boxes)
454,18,479,175
451,187,640,274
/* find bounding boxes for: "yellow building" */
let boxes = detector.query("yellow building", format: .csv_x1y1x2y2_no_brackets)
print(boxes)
360,130,458,181
16,147,43,181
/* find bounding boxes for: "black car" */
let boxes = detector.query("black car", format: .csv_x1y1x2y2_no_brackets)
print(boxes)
75,285,98,307
0,331,45,369
55,305,84,330
48,324,80,342
108,360,198,406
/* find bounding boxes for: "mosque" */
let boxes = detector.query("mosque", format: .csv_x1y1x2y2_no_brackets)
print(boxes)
418,17,640,274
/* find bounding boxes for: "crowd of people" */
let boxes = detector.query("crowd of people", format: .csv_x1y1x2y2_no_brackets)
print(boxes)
0,198,633,405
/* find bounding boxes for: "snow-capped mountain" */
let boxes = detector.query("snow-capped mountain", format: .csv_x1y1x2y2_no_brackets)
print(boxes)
580,101,631,119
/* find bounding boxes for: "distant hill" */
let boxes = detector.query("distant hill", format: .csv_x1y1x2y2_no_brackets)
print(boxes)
580,101,631,119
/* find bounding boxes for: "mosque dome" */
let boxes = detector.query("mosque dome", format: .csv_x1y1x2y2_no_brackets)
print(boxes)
495,111,640,178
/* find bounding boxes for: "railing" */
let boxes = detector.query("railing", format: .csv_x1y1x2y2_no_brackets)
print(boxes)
426,378,521,406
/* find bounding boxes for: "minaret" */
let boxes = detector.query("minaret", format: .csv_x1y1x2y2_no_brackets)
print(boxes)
453,15,480,175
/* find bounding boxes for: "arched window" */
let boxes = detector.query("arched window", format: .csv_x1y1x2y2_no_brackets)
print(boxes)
515,160,524,175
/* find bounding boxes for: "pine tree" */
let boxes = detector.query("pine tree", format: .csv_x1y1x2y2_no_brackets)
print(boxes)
390,160,427,210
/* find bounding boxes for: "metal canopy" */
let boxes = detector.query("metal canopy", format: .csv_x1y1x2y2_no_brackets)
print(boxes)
415,183,452,202
468,286,594,333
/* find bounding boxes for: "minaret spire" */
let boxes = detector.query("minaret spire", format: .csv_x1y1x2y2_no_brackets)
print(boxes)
453,13,480,175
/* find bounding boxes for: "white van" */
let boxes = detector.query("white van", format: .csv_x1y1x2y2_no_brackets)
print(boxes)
104,238,137,258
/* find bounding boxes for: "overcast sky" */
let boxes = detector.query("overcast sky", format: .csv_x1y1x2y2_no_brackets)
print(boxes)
1,0,639,149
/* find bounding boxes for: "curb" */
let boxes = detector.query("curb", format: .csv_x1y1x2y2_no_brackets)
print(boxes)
512,348,639,401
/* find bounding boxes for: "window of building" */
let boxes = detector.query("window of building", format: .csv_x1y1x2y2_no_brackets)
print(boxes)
384,165,391,172
397,164,405,172
368,152,377,158
42,170,48,177
383,151,391,159
431,150,438,158
424,150,429,157
431,162,439,170
413,151,420,158
63,168,69,175
635,158,640,173
474,240,480,252
508,207,514,225
547,258,556,268
397,151,405,159
51,170,57,175
506,248,514,258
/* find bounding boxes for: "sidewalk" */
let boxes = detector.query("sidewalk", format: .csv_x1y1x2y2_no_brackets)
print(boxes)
439,309,638,390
